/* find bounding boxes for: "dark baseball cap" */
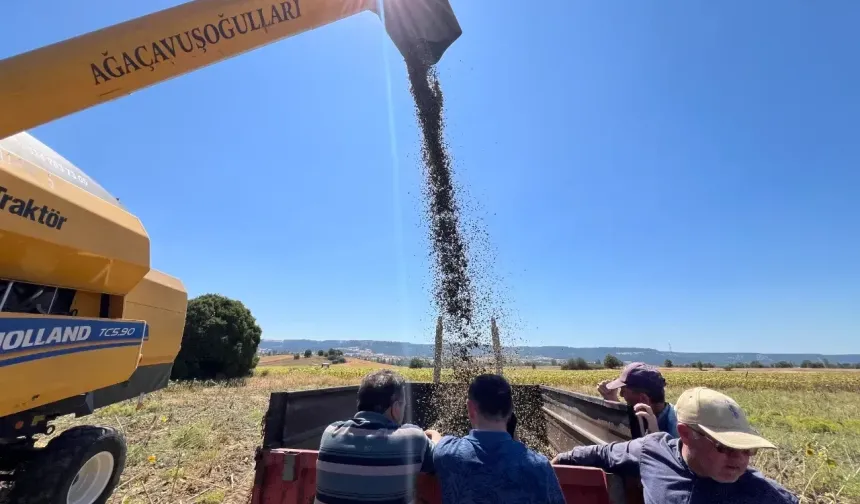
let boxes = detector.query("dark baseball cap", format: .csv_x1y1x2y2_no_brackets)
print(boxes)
605,362,667,395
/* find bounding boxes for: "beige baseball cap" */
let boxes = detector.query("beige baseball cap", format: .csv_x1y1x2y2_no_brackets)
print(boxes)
676,387,776,450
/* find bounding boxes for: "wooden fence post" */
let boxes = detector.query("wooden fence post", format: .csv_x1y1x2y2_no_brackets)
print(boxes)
433,316,443,384
491,317,503,376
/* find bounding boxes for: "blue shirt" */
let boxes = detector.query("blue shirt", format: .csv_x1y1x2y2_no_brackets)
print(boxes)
315,411,435,504
554,432,799,504
432,430,566,504
657,403,679,438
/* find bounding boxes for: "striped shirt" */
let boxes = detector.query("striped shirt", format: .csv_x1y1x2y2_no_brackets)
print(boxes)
315,411,435,504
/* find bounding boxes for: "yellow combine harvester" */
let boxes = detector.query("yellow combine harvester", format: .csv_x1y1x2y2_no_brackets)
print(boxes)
0,0,461,502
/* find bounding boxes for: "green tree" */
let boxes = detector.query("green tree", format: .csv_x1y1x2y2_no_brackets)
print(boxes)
409,358,424,369
561,357,591,371
304,349,312,358
171,294,262,380
603,354,623,369
663,359,673,368
317,350,325,356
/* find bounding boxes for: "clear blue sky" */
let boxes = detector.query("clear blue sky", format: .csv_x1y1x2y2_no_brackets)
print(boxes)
4,1,858,354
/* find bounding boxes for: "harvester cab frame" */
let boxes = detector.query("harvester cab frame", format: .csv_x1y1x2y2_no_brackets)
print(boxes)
0,0,461,502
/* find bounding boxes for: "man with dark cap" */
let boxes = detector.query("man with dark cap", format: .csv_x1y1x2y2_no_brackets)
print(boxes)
598,362,678,437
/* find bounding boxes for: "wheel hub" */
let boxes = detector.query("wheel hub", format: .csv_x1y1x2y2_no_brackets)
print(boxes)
66,451,115,504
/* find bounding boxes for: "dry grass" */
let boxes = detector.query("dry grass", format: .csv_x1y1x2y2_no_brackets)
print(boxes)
46,373,363,504
47,367,860,504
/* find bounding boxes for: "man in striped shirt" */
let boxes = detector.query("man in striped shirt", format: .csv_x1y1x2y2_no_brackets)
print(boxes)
315,369,439,504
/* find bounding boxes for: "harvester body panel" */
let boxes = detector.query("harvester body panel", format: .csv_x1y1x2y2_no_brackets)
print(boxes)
0,316,146,417
0,132,150,295
0,131,187,422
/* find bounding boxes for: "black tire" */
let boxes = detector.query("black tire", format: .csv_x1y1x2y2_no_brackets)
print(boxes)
10,426,126,504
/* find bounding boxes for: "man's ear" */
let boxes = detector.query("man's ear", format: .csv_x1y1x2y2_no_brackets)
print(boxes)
394,395,406,423
466,399,478,422
677,423,694,443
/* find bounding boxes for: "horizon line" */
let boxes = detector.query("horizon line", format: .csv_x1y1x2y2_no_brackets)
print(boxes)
258,337,859,356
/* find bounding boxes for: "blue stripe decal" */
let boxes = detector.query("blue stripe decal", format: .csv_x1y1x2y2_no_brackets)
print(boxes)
0,340,142,368
0,317,146,357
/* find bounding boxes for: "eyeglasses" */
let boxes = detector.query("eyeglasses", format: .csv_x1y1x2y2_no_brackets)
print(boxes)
690,427,758,457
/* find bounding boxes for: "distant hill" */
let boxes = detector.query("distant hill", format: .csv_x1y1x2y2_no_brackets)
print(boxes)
258,339,860,366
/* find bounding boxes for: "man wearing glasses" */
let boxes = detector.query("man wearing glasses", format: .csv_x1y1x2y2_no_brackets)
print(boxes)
551,387,799,503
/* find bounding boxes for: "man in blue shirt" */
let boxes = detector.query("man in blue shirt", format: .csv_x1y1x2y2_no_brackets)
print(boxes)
598,361,679,437
432,374,566,504
552,387,799,504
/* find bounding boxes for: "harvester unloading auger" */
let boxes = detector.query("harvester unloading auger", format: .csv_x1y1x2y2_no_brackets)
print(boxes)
0,1,460,502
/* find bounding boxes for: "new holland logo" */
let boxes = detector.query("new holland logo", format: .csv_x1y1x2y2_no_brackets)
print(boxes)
0,186,67,230
0,325,92,351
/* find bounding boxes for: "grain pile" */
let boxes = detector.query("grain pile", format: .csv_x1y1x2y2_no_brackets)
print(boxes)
405,51,550,455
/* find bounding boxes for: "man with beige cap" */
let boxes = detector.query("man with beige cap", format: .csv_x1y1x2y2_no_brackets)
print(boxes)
552,387,798,503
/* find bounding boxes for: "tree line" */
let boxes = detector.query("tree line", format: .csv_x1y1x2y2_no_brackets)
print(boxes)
282,348,346,364
551,354,625,371
167,294,859,381
666,359,860,370
549,355,860,371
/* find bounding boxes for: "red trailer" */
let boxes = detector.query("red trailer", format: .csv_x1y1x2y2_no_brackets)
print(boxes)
251,383,645,504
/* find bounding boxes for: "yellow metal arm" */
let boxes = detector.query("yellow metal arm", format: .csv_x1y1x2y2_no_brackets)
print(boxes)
0,0,461,139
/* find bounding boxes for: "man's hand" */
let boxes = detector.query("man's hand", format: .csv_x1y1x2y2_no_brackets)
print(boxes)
597,380,619,402
425,429,442,443
634,403,659,433
551,452,571,465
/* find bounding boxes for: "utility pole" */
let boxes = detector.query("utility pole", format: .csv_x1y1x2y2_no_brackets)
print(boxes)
491,317,503,376
433,316,443,384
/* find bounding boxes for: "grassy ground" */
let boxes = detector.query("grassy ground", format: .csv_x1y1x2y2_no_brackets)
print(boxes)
47,366,860,503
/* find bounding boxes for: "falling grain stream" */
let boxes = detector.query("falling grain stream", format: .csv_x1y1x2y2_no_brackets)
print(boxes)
406,54,551,455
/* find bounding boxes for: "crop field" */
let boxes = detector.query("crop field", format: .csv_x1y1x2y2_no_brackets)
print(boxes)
47,366,860,504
